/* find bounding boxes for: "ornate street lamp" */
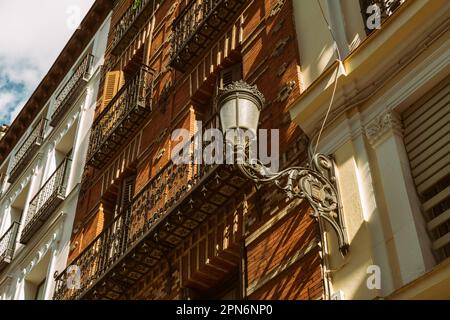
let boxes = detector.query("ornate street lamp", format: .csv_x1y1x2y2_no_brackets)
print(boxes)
218,80,349,255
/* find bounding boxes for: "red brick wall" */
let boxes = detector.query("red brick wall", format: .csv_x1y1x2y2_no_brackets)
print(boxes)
70,0,324,300
246,202,323,300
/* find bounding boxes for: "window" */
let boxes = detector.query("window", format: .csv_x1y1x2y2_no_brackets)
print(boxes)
219,64,242,90
34,279,46,300
99,70,124,113
122,176,135,211
10,181,30,229
402,81,450,262
118,175,135,215
24,250,50,300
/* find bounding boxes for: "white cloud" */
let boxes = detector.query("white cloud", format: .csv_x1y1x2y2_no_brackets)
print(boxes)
0,0,94,125
0,92,16,112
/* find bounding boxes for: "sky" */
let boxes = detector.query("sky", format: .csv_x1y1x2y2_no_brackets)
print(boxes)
0,0,95,126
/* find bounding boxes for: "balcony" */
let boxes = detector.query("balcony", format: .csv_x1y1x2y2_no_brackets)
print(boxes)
50,54,94,127
110,0,156,56
20,157,71,244
169,0,246,72
360,0,406,33
86,65,153,169
0,222,20,272
54,116,248,300
8,118,46,184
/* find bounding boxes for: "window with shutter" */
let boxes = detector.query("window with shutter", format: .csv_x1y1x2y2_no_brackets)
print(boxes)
402,80,450,262
219,64,242,89
100,70,124,113
120,175,135,213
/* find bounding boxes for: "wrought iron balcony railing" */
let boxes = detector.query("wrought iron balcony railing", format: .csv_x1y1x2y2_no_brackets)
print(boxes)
0,222,20,272
50,54,94,127
110,0,156,56
360,0,406,33
54,115,247,300
8,118,47,184
20,157,72,244
86,65,153,169
169,0,246,72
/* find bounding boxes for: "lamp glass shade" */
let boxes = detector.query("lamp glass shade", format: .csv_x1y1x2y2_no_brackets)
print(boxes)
218,81,265,139
219,97,261,135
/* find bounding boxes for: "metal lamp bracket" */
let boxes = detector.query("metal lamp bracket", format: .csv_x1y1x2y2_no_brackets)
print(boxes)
237,153,349,255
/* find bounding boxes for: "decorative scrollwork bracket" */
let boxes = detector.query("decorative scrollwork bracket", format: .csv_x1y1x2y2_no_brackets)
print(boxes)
237,152,349,255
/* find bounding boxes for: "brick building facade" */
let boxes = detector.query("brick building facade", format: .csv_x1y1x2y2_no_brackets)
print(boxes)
53,0,325,300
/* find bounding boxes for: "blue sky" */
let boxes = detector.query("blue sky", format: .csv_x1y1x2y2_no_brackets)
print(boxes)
0,0,94,126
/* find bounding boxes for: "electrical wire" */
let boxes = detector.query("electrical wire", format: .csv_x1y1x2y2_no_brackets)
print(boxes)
317,0,342,62
309,0,343,163
312,63,340,157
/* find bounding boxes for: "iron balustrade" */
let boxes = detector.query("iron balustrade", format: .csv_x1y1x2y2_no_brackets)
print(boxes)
110,0,158,55
171,0,220,68
86,65,153,168
20,157,72,244
8,118,47,183
51,54,94,127
360,0,406,33
0,222,20,271
172,0,217,53
169,0,246,71
53,115,220,300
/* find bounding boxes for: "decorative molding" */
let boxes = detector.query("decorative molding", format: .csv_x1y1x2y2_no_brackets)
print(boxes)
272,18,285,34
275,81,295,103
154,148,166,162
365,110,403,146
281,112,291,126
220,80,266,108
19,229,59,281
10,209,67,286
269,0,285,17
271,36,290,58
166,1,179,17
277,62,288,77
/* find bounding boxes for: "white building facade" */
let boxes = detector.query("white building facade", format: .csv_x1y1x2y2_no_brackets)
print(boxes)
0,10,111,300
290,0,449,299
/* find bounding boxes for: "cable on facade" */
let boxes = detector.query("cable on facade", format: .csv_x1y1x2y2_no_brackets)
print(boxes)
310,0,343,162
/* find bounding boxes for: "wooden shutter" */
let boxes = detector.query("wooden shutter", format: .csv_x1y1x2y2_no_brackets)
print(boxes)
402,79,450,261
120,175,135,212
219,64,242,89
100,71,124,112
